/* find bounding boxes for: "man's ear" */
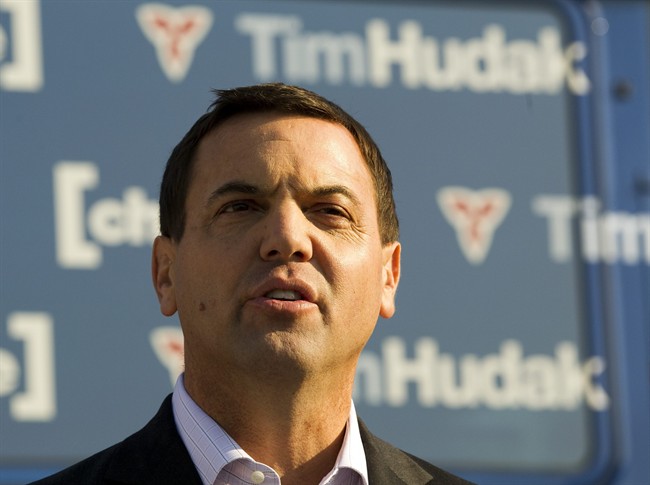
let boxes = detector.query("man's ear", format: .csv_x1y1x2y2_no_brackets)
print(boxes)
152,236,178,317
379,241,401,319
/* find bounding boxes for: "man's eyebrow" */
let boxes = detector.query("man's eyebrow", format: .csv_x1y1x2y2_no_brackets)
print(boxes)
206,181,259,205
311,185,361,207
206,182,362,207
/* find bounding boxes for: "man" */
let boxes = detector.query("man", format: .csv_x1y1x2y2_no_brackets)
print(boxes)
33,83,473,485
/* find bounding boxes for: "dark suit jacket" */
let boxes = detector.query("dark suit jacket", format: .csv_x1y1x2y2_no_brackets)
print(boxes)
31,395,474,485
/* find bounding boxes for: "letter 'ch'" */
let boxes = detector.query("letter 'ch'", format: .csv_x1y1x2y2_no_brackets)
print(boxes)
136,3,213,83
437,186,512,264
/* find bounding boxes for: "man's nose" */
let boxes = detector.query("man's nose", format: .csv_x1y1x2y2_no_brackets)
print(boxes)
259,203,314,262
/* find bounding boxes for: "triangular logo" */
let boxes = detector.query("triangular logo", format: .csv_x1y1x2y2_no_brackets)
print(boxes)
136,3,213,83
437,186,511,264
150,326,184,386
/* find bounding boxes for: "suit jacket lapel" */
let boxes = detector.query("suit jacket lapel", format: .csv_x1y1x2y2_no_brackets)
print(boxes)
105,394,202,484
359,419,434,485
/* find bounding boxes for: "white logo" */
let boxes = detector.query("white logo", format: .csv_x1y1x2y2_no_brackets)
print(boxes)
0,0,43,91
150,326,184,386
236,14,590,95
136,3,213,83
355,336,609,411
53,161,159,270
437,186,511,264
533,194,650,265
0,312,56,421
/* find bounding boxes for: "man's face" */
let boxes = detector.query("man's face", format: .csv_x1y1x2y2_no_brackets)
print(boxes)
153,113,400,380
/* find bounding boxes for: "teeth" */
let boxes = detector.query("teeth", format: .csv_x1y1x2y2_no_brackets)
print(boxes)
265,289,302,301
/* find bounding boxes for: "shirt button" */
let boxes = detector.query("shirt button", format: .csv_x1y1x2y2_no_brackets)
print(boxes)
251,470,265,484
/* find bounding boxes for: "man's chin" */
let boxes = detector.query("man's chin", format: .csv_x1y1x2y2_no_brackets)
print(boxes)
237,331,332,378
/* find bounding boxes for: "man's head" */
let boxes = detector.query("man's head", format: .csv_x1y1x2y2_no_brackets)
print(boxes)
159,83,399,245
152,84,401,391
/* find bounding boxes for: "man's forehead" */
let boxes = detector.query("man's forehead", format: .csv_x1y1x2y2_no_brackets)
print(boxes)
202,111,356,149
194,113,367,173
187,112,375,210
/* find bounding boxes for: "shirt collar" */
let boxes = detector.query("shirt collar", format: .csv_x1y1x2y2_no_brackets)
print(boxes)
332,400,368,484
172,373,368,485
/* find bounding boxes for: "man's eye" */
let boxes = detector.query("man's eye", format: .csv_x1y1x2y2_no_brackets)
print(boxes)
315,205,349,218
220,201,253,213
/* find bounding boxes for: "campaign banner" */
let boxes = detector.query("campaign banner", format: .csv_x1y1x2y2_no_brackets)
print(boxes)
2,0,646,481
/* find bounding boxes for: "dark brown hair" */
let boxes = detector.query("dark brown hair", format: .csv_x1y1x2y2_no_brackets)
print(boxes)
159,83,399,243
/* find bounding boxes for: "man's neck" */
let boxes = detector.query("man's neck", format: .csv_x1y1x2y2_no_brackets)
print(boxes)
184,366,355,485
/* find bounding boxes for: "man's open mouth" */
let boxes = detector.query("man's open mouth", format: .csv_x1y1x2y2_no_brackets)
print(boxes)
264,289,303,301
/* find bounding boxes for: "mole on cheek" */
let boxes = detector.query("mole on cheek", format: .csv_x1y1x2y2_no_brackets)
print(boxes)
198,302,206,311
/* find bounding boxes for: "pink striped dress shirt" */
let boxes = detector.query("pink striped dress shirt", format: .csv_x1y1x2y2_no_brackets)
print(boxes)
172,373,369,485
